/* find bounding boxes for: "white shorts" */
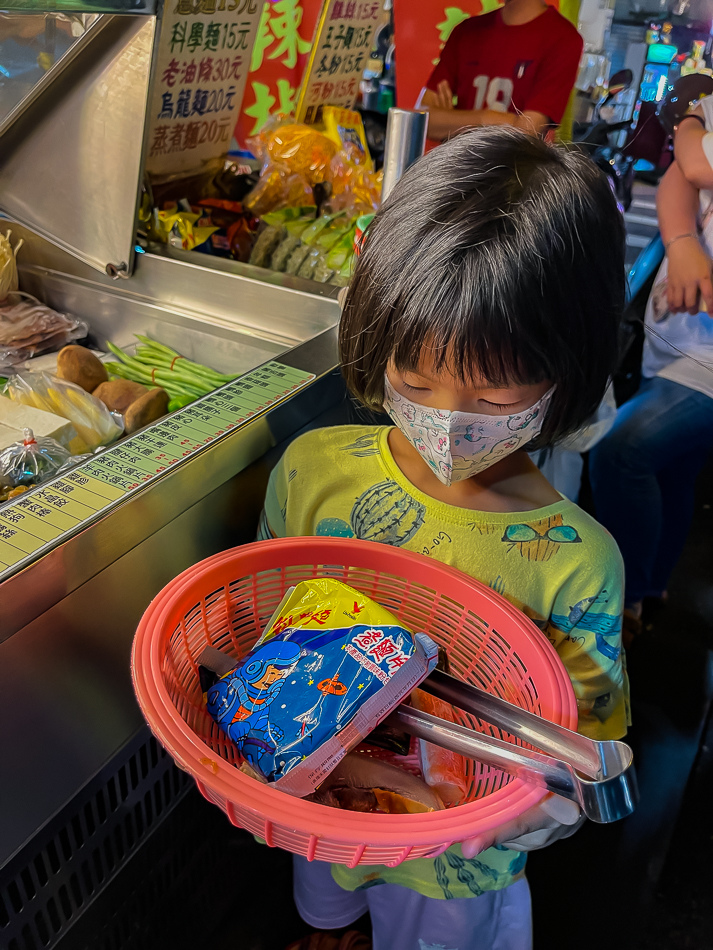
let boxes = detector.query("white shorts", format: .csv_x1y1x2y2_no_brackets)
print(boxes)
292,856,532,950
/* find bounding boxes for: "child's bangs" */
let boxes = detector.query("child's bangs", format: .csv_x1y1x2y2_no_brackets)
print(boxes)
389,265,551,390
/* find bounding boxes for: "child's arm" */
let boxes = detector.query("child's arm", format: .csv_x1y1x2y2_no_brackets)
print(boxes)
458,536,630,858
673,108,713,190
657,160,713,314
544,543,628,742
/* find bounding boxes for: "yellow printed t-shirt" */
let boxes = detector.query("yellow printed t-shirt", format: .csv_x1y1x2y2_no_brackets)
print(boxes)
259,425,629,900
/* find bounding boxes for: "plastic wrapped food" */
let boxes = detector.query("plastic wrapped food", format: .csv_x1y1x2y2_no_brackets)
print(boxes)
297,247,321,280
322,107,372,169
201,578,439,796
0,427,71,488
0,292,89,372
262,206,316,226
326,228,356,271
270,234,303,272
261,123,338,184
331,255,355,286
243,167,315,217
0,393,76,449
4,372,123,452
314,216,354,252
312,250,334,283
248,225,285,268
327,150,382,215
285,243,312,276
0,230,22,301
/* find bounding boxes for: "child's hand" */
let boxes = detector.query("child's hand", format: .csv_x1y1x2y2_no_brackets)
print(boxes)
666,236,713,315
460,793,583,857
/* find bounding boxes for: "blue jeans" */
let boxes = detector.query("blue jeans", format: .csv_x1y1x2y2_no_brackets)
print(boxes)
589,376,713,606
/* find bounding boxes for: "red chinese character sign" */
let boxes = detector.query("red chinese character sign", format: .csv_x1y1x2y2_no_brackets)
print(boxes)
234,0,324,145
294,0,382,124
146,0,264,179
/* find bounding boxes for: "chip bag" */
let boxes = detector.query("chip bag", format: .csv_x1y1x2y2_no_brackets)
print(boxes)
202,578,438,797
151,208,218,251
322,106,372,169
263,123,339,184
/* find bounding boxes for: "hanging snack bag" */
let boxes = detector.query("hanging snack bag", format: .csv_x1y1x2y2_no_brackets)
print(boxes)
322,106,372,169
201,578,438,797
0,427,71,488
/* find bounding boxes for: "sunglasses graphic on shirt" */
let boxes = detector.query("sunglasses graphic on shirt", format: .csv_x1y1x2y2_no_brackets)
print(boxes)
502,524,582,544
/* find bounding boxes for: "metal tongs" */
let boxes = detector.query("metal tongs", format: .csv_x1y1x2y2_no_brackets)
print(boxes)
389,669,638,823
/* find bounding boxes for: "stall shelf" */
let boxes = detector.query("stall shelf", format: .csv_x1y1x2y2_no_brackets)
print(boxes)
0,10,348,950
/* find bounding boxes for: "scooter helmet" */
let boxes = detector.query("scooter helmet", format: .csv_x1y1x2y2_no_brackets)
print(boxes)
658,73,713,136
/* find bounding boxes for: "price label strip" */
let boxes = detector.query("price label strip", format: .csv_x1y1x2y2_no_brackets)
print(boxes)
0,362,314,578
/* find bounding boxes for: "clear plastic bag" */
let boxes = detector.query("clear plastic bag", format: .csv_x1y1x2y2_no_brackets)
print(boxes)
0,291,88,371
0,230,22,301
0,427,71,488
247,118,338,183
4,372,123,452
243,165,316,217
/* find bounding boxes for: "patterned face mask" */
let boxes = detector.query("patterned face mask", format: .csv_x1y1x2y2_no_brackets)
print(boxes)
382,376,555,487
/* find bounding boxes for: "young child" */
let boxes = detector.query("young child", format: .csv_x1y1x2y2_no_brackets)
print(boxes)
258,127,630,950
589,97,713,638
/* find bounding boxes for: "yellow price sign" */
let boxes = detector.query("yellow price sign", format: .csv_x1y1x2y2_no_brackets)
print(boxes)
295,0,382,124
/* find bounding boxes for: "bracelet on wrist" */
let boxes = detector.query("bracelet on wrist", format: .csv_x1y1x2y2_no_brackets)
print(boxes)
665,232,698,251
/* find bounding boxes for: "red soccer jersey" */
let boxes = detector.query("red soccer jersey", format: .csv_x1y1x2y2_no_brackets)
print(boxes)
426,8,583,126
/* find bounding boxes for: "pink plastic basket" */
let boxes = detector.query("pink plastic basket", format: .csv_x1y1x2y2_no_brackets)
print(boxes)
131,537,577,867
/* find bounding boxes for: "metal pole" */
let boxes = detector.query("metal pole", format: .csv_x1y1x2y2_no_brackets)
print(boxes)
380,107,429,202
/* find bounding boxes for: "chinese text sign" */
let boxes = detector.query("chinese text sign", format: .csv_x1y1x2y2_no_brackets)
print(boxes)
147,0,263,177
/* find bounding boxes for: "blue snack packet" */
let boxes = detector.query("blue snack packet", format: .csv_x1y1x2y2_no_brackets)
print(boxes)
204,581,438,796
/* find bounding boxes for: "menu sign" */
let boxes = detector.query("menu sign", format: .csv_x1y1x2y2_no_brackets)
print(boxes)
0,362,315,580
295,0,381,124
146,0,263,178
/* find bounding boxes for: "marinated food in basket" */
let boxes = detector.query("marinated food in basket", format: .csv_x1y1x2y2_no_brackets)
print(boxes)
199,578,439,797
410,688,469,805
308,752,444,814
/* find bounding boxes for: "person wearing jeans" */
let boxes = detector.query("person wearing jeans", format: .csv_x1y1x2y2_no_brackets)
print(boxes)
589,377,713,618
590,97,713,636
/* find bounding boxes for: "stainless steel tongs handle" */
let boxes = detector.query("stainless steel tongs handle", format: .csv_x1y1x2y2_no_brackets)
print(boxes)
388,669,638,823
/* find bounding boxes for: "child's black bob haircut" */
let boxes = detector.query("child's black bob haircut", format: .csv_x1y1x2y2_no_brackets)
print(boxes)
339,126,626,450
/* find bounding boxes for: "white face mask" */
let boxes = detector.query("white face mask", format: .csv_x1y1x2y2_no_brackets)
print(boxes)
382,376,555,486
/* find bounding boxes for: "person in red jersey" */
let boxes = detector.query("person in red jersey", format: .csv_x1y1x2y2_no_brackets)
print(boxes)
419,0,583,139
